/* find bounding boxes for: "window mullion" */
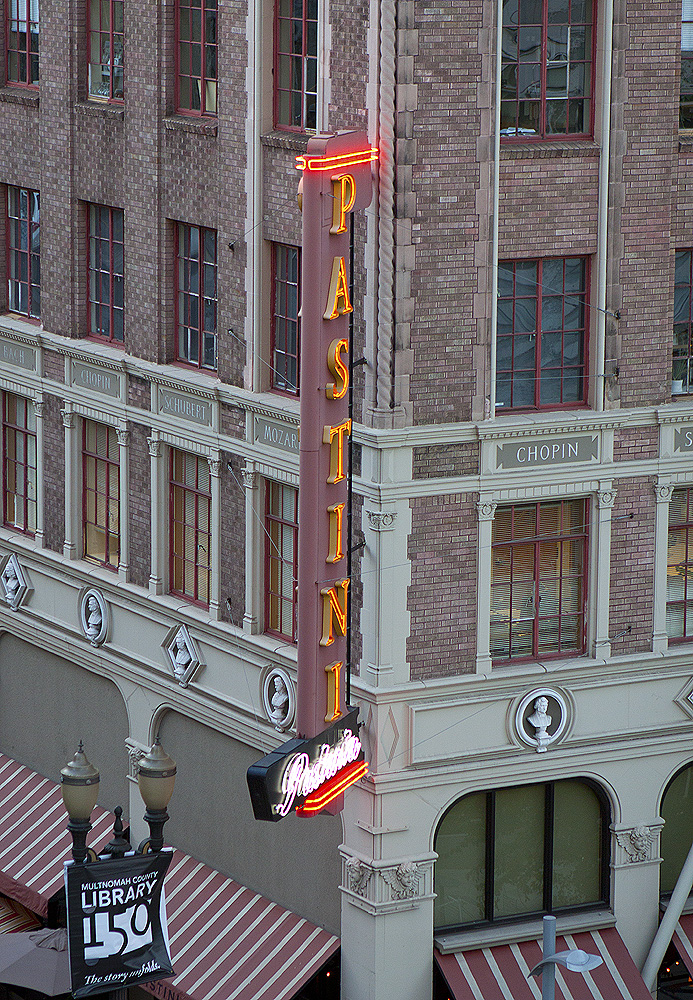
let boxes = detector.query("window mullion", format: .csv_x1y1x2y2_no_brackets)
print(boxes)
544,782,554,912
486,790,495,921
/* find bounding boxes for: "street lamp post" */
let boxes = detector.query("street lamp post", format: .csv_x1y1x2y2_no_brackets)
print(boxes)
61,736,177,861
529,916,603,1000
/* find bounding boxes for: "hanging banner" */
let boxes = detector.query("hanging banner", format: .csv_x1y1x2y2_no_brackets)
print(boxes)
64,851,174,998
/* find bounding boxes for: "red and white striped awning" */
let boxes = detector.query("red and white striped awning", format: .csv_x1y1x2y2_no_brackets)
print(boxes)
0,753,339,1000
0,753,113,916
435,928,652,1000
672,912,693,978
0,895,41,933
142,851,339,1000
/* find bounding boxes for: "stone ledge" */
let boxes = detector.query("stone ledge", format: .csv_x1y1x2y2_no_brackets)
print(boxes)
500,138,600,159
0,86,38,108
163,114,218,137
74,100,124,121
261,130,311,152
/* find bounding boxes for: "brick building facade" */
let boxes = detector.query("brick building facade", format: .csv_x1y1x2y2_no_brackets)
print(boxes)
1,1,693,999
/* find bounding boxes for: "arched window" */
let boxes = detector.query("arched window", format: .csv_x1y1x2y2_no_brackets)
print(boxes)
661,763,693,894
434,778,609,930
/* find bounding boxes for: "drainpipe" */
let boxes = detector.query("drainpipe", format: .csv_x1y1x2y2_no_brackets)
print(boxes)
641,840,693,992
490,0,502,416
250,0,263,391
595,0,614,410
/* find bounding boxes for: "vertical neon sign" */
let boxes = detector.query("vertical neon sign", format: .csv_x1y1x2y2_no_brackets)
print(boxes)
295,132,377,747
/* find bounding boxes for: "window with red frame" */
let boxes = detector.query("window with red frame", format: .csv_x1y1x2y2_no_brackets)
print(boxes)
667,489,693,640
501,0,593,139
177,0,217,115
674,250,693,394
491,499,588,662
3,392,36,535
176,223,217,370
496,257,587,410
88,204,124,344
265,481,298,641
6,0,39,87
170,449,211,606
83,419,119,570
88,0,123,101
271,244,300,394
274,0,317,131
7,186,40,319
682,0,693,128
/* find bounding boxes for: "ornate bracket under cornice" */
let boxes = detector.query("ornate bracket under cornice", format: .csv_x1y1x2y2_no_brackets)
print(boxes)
612,821,663,867
340,851,435,914
365,509,398,531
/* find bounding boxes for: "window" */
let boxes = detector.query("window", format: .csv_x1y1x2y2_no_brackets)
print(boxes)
434,779,608,930
682,1,693,127
83,420,119,570
6,0,39,87
7,186,39,319
666,489,693,640
271,244,300,394
265,482,298,641
176,223,217,370
177,0,217,115
496,257,588,409
3,393,36,534
170,449,211,606
673,250,693,394
88,204,124,344
491,498,588,662
501,0,593,138
274,0,318,131
88,0,123,101
661,763,693,893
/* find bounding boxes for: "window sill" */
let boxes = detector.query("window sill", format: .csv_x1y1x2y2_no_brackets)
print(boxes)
0,86,38,108
679,131,693,153
500,138,599,160
75,101,124,122
164,114,218,137
261,130,311,152
435,908,615,954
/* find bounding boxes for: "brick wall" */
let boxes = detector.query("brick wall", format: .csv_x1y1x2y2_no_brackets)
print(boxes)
127,423,151,589
41,395,65,553
609,0,679,408
219,453,246,627
609,478,655,654
413,442,479,478
613,426,659,462
408,494,477,679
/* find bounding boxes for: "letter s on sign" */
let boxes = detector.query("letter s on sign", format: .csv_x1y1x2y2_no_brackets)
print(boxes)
326,338,349,400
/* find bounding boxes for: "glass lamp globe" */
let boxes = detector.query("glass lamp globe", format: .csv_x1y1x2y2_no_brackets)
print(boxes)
60,742,100,822
137,737,176,812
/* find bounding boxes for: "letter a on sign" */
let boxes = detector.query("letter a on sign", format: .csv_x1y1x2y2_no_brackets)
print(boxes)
323,257,353,320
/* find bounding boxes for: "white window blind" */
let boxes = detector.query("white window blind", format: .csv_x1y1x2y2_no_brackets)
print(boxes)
10,0,38,23
683,0,693,48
